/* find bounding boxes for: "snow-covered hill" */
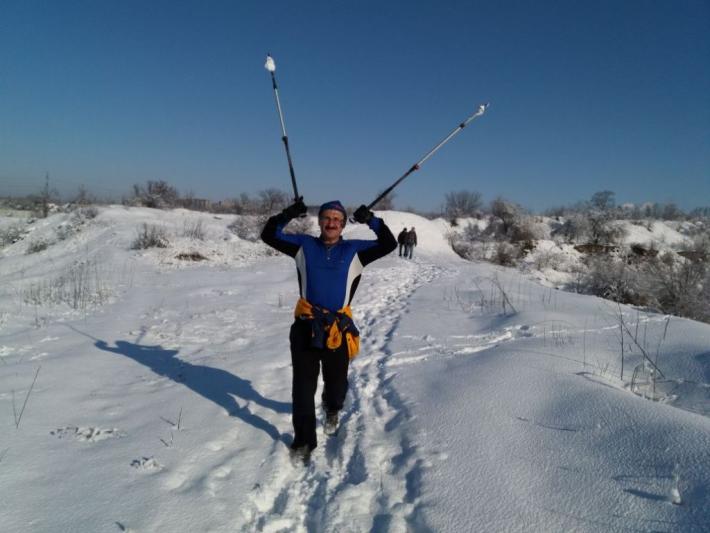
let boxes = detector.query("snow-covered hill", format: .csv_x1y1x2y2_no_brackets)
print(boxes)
1,206,708,532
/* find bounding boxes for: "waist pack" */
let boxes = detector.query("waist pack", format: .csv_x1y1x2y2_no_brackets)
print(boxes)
294,298,360,358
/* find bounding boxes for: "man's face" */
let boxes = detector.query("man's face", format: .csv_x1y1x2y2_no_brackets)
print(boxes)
318,209,345,243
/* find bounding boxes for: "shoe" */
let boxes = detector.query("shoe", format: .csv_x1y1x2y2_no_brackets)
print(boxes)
324,411,339,436
289,443,313,465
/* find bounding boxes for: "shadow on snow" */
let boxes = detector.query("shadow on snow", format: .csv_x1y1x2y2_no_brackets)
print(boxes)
94,339,290,446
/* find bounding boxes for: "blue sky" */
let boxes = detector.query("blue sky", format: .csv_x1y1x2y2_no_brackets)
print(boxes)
1,0,708,212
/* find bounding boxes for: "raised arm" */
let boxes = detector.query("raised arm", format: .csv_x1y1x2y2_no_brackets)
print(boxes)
356,209,397,266
260,198,307,257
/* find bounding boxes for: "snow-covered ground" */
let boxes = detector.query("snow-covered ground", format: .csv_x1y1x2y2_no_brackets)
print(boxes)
1,206,708,532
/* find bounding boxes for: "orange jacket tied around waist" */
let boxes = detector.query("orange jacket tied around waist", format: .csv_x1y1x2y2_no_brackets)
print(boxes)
294,298,360,358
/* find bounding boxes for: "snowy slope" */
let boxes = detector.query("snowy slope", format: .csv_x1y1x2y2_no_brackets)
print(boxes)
0,206,708,532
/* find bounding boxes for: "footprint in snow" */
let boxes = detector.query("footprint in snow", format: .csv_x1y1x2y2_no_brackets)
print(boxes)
131,456,163,471
51,426,125,442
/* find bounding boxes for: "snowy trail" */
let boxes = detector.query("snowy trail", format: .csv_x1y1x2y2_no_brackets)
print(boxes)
3,207,709,533
236,257,450,532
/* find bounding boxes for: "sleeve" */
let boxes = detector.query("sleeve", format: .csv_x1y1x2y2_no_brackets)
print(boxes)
356,216,397,266
260,213,305,257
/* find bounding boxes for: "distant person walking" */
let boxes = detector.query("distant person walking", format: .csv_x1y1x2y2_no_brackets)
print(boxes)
397,227,409,257
404,226,418,259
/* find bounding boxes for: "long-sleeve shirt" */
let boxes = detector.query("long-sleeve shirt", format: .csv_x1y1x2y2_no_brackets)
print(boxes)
261,214,396,312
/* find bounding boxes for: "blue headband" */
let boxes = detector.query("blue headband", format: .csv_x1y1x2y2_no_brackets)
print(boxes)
318,200,347,222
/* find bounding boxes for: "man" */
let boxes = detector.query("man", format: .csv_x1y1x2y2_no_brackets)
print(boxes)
261,198,397,461
405,226,418,259
397,227,408,257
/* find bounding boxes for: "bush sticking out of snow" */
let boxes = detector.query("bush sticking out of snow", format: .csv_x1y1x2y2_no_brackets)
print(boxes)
644,252,710,323
131,223,169,250
227,215,267,242
22,258,111,311
175,252,208,262
282,216,314,236
181,220,205,241
0,225,25,246
26,238,50,255
76,206,99,220
492,242,522,267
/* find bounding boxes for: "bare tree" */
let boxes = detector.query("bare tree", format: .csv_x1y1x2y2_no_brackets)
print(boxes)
73,185,93,206
444,190,483,222
590,190,615,212
490,197,520,237
41,173,50,218
258,188,289,214
132,180,180,208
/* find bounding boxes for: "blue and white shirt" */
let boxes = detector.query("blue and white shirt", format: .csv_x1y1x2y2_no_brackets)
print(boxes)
261,214,397,312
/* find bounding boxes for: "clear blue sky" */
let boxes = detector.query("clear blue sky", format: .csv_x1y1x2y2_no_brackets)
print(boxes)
1,0,708,212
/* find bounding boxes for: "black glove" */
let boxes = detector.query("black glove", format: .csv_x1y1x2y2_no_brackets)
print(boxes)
352,204,374,224
281,197,307,219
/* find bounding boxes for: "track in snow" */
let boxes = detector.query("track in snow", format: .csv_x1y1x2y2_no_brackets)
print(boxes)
236,258,449,532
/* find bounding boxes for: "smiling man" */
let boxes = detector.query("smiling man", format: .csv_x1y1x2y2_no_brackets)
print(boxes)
261,199,396,461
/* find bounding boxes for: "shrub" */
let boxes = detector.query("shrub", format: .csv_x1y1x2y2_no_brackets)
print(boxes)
132,180,180,208
643,252,709,322
77,206,99,219
182,220,205,240
0,225,24,246
283,216,314,235
23,257,110,310
578,256,648,305
26,239,50,254
531,248,567,271
131,224,169,249
490,197,521,237
492,242,521,266
257,189,289,214
509,216,542,243
444,190,483,222
228,215,267,242
55,224,74,241
554,214,590,243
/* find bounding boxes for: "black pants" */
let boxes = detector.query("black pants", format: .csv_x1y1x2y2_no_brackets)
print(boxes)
289,319,350,450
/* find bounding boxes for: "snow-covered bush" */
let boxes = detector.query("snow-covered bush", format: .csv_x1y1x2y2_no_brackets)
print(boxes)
131,224,170,249
75,206,99,220
509,215,543,244
643,252,709,322
492,242,521,267
283,216,314,236
588,211,627,245
530,247,568,271
26,238,50,255
0,225,24,246
228,215,267,242
55,224,74,241
444,190,483,223
577,256,648,306
181,220,205,240
23,258,110,311
554,214,590,243
131,180,180,208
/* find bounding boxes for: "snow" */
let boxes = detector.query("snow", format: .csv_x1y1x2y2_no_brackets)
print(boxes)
622,220,688,249
1,206,708,532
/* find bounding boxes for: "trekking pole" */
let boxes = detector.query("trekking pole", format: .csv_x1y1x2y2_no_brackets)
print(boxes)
366,103,489,210
265,54,301,201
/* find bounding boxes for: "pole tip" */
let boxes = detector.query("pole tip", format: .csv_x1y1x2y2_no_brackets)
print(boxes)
265,55,276,72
